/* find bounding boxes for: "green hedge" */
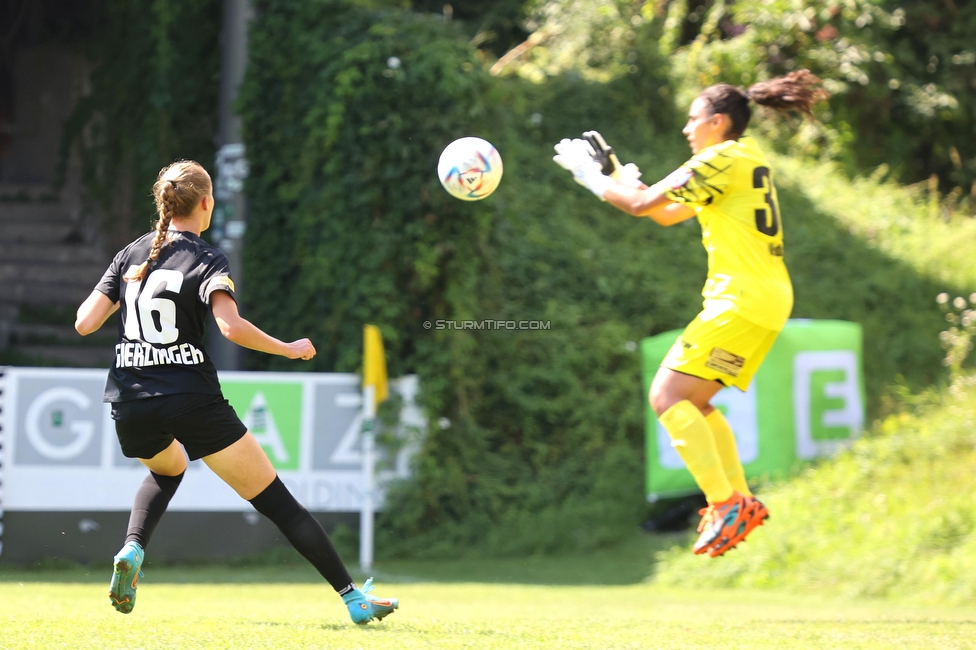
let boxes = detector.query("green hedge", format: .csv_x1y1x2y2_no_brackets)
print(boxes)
653,0,976,199
237,1,958,555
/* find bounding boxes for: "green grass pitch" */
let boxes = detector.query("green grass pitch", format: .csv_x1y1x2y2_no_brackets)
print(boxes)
2,541,974,650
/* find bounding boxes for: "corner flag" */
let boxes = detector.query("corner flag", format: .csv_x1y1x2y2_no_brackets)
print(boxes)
360,324,389,572
362,324,389,410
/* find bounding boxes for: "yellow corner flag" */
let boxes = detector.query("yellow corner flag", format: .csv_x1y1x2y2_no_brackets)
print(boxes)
362,324,389,408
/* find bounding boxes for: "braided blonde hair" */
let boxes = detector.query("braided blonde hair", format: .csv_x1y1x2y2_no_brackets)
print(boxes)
124,161,212,283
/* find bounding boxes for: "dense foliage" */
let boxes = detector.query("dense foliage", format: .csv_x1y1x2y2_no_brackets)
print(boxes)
515,0,976,206
669,0,976,199
237,0,960,556
239,0,695,554
62,0,221,246
59,0,974,557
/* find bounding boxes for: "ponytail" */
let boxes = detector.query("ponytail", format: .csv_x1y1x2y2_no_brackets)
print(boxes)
124,161,212,283
746,69,829,120
698,70,829,140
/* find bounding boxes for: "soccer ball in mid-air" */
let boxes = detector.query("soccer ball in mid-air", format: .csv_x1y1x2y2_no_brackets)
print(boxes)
437,137,503,201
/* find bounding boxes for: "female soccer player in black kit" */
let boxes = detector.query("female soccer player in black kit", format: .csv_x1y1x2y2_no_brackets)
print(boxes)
75,160,397,624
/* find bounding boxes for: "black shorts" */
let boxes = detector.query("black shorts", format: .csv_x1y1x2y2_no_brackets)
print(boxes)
111,393,248,461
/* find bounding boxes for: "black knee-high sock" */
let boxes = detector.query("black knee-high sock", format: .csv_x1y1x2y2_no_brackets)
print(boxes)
125,471,184,550
249,476,354,594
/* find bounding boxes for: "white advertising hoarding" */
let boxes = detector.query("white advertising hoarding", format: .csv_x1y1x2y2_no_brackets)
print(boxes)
0,367,421,513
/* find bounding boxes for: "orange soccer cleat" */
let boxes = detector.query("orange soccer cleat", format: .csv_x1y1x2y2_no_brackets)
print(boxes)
692,492,769,557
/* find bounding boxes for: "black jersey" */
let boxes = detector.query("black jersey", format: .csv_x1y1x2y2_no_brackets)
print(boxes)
95,230,237,402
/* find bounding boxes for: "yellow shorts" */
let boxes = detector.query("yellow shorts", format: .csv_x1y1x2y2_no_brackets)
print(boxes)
661,309,780,391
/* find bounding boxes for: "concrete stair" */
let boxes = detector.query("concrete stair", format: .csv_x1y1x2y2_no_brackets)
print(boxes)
0,185,115,367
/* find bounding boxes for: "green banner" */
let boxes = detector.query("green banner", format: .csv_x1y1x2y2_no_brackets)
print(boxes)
641,319,865,500
221,381,304,471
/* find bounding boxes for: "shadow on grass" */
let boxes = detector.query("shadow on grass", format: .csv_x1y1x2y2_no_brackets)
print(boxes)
0,530,687,587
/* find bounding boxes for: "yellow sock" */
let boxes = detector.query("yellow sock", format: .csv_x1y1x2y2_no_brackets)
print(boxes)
659,400,734,504
706,409,752,497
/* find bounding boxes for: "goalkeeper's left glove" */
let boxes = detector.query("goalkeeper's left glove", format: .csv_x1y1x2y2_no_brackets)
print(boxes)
582,130,643,188
553,138,614,200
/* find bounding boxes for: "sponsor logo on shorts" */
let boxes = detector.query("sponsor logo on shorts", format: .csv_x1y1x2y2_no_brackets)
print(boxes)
705,347,745,377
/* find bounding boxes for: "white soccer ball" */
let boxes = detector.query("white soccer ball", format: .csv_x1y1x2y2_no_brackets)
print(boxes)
437,137,503,201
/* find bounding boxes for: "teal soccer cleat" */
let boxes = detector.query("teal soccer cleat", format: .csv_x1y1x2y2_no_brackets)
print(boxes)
109,541,145,614
342,578,399,624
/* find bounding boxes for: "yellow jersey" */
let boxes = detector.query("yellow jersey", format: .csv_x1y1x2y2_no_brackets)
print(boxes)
652,136,793,330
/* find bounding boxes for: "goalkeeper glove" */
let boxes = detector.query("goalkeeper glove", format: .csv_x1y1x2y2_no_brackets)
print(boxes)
553,138,614,200
581,130,643,188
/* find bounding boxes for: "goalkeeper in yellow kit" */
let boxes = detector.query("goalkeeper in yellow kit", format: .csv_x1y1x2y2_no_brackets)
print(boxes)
553,70,828,557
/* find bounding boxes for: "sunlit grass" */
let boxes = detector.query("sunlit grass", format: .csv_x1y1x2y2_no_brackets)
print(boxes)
771,151,976,290
3,576,975,649
654,381,976,605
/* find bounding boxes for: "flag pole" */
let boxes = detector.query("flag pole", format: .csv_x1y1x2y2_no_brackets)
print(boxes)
360,383,376,573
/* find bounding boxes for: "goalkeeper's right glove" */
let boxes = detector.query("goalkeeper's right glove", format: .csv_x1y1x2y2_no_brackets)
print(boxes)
553,138,614,200
582,130,643,188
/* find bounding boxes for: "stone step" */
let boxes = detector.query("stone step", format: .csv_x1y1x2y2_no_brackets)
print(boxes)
0,260,106,285
0,279,94,306
0,202,74,223
9,322,78,341
0,241,108,264
0,219,79,243
7,322,116,345
0,186,115,370
13,343,115,368
0,301,18,321
0,184,59,201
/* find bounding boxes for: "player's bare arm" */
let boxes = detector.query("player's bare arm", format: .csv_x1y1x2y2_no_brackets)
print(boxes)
75,290,119,335
210,289,315,360
553,134,694,226
603,184,697,225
